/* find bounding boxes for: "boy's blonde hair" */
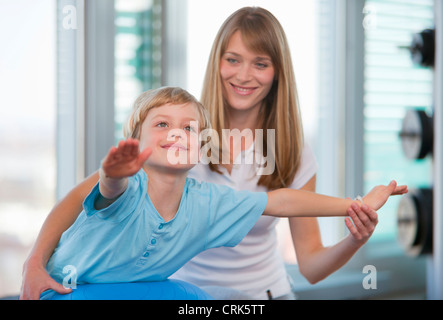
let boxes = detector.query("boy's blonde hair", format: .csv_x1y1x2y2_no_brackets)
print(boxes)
123,87,211,140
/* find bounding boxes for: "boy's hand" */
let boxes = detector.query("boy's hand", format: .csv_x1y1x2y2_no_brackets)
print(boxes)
20,259,72,300
363,180,408,211
102,138,152,179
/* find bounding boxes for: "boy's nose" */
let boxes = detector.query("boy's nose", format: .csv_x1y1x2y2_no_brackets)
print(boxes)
167,128,184,140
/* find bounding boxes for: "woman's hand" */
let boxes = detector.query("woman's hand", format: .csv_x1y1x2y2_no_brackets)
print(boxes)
345,203,378,246
20,257,72,300
346,181,407,246
363,180,408,211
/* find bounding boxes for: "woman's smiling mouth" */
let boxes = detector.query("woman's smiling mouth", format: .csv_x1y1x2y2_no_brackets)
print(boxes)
230,83,257,96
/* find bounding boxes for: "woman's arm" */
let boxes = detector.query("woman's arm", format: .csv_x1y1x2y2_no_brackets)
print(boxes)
289,177,382,284
292,204,378,284
20,171,99,300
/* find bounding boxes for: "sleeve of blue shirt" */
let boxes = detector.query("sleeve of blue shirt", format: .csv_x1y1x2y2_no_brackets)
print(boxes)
202,182,268,249
83,171,146,222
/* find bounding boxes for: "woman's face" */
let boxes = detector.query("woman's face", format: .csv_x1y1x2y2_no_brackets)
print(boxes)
220,31,275,114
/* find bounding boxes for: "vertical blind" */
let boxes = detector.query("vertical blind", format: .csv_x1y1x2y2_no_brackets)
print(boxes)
363,0,434,240
114,0,162,143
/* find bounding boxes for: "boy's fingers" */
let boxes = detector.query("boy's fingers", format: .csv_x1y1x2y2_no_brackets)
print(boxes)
119,139,141,160
108,140,138,162
21,278,72,300
387,180,397,193
138,147,152,166
49,279,73,295
393,185,408,195
121,140,134,158
127,139,139,155
388,180,408,195
131,140,140,157
117,139,127,151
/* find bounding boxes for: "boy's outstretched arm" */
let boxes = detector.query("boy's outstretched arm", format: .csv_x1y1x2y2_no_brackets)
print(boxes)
96,139,152,208
264,180,408,218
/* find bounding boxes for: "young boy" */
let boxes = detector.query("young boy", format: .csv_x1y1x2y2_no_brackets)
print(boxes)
44,87,407,295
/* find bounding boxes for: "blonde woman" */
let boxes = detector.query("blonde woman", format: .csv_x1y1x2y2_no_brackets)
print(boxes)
21,7,380,300
170,7,380,300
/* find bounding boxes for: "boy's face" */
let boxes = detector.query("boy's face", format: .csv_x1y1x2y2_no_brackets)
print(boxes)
139,102,201,173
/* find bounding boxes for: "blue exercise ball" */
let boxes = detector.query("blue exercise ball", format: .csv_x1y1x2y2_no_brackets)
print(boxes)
47,280,213,300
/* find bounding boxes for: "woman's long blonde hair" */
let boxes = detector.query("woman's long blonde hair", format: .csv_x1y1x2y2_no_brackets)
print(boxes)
202,6,304,190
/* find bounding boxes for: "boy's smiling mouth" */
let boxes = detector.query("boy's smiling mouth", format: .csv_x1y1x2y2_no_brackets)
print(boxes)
161,143,188,151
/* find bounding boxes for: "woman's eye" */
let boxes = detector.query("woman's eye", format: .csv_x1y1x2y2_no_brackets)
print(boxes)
256,62,270,69
227,58,238,64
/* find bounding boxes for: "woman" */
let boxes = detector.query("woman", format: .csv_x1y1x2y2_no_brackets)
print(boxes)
21,7,378,300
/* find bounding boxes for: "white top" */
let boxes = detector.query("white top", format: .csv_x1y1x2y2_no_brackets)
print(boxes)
171,143,318,299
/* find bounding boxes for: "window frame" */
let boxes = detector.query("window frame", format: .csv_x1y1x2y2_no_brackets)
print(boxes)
57,0,115,198
430,0,443,300
84,0,115,176
56,0,86,199
162,0,188,87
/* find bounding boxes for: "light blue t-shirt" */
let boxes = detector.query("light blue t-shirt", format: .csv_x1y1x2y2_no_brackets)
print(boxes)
45,169,268,286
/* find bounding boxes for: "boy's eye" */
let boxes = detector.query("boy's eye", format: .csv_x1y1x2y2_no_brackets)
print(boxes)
184,125,196,132
156,122,168,128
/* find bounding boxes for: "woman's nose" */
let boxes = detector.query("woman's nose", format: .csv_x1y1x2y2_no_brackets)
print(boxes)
236,64,252,82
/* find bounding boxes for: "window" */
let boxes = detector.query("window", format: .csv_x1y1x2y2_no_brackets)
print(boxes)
114,0,162,143
287,0,432,299
363,0,434,242
0,0,56,297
